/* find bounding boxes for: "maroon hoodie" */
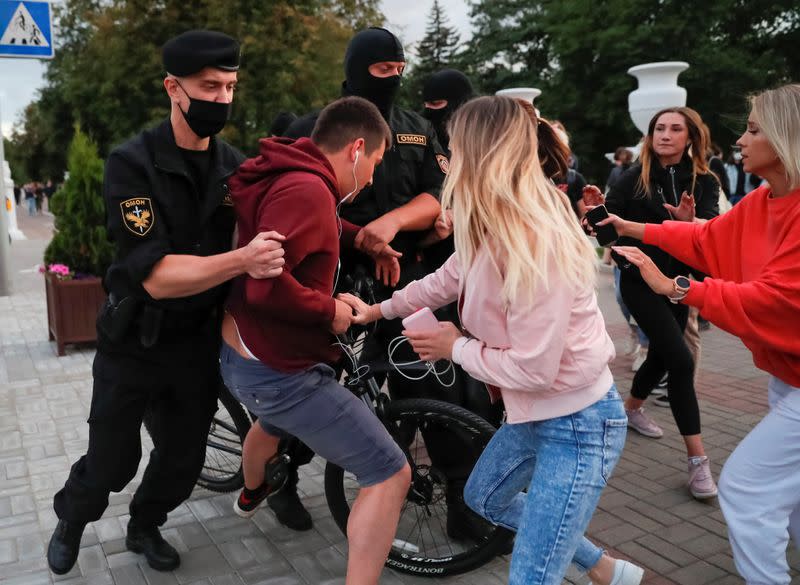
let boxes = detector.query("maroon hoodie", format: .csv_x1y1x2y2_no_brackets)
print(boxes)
226,137,359,372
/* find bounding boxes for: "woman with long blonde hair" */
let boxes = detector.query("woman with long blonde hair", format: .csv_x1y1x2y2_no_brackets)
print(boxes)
341,96,643,585
602,84,800,585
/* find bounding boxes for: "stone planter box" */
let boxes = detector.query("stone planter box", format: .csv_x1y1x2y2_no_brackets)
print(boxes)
45,273,106,356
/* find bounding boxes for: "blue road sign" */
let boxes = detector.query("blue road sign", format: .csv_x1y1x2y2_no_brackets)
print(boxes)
0,1,53,59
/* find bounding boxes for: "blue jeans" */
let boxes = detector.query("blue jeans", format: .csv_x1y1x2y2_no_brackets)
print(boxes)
464,387,627,585
614,266,648,346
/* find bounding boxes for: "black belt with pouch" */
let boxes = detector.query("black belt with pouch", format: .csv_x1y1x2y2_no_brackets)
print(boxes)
97,293,141,343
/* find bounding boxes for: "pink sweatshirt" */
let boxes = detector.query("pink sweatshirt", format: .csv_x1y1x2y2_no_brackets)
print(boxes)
381,248,616,423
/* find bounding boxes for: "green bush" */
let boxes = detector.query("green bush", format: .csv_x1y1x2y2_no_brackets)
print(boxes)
44,127,113,277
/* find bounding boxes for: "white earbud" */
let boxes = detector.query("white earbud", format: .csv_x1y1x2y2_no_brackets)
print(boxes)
340,149,361,205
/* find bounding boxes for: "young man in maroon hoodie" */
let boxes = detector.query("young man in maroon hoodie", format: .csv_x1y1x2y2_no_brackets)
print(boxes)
220,96,411,585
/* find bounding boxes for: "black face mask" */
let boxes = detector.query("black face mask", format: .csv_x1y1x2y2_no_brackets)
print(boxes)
175,80,231,138
362,74,401,117
422,69,474,149
423,107,452,148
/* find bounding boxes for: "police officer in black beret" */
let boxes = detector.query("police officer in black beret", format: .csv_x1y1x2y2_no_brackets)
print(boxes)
279,28,478,535
47,30,286,575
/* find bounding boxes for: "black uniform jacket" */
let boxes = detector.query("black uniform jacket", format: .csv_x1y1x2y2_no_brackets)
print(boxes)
100,119,245,358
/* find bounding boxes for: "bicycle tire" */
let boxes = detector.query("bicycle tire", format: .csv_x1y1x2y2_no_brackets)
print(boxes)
324,398,513,577
196,384,252,493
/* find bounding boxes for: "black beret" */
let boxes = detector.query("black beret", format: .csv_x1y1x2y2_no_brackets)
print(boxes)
163,30,240,77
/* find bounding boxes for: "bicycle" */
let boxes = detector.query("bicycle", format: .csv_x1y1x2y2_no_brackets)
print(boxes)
199,270,513,576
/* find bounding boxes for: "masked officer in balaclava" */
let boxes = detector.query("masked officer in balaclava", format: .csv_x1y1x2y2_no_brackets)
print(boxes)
278,29,499,539
422,68,475,154
418,68,475,270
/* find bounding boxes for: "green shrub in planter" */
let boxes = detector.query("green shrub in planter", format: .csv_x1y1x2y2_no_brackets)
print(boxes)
44,127,113,278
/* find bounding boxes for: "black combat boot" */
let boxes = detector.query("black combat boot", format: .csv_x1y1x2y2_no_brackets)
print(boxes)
267,468,312,531
47,519,86,575
126,520,180,571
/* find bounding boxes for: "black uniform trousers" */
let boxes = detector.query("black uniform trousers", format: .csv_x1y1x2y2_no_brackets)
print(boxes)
54,348,219,527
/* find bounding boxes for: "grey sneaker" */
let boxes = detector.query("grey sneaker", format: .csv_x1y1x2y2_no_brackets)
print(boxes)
688,456,718,500
589,559,644,585
626,407,663,438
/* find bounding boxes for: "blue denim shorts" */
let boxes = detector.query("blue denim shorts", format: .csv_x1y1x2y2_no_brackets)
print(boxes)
219,342,406,487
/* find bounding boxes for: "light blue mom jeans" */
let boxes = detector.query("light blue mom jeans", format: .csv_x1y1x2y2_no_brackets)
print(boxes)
463,386,627,585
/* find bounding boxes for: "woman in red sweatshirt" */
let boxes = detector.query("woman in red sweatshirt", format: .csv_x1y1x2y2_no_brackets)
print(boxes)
604,84,800,585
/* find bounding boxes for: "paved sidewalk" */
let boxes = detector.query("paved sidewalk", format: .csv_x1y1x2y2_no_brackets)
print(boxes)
1,210,798,585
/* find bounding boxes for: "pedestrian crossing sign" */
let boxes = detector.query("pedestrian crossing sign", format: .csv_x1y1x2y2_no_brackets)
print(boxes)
0,1,53,59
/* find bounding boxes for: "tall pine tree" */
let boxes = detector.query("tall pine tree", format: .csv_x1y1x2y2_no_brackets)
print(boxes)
401,0,461,107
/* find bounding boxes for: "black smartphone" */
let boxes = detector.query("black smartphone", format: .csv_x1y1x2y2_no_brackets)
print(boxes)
585,205,619,247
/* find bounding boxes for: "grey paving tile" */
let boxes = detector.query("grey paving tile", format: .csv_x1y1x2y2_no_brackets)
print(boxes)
106,550,141,569
175,524,212,551
0,569,52,585
209,575,242,585
58,571,114,585
0,537,19,563
171,545,232,584
140,563,180,585
15,532,45,560
77,543,109,576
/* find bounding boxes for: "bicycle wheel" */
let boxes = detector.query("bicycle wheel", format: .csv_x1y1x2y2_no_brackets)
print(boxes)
197,384,252,493
324,398,513,577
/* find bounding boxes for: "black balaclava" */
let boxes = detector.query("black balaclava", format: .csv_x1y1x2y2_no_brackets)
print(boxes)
342,27,405,118
269,111,297,137
423,69,474,149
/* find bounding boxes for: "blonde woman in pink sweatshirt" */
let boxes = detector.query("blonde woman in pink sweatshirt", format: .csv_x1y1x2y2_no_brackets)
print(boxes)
341,96,642,585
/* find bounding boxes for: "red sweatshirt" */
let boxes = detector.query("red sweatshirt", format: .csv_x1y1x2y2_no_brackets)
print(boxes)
643,185,800,386
226,137,359,372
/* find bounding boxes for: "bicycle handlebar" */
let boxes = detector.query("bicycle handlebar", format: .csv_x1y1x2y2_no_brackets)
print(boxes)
349,264,377,305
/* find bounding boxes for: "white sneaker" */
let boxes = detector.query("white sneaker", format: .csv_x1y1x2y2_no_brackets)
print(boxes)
590,559,644,585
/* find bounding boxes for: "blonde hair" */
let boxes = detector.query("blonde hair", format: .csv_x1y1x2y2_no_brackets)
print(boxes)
750,84,800,190
441,96,596,306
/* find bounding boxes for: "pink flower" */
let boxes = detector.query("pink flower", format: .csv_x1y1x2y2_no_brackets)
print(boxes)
47,264,73,278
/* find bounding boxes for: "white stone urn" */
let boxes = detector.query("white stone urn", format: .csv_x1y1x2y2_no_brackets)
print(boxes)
627,62,689,135
495,87,541,104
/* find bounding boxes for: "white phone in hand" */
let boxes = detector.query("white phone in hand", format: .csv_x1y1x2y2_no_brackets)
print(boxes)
401,307,439,332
